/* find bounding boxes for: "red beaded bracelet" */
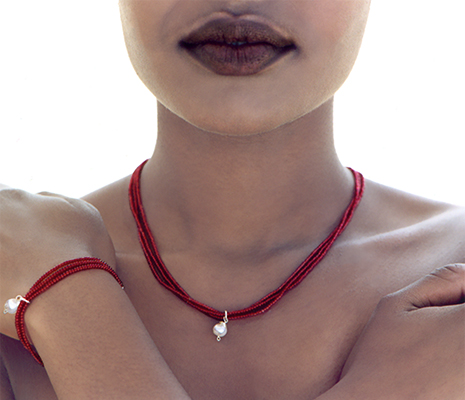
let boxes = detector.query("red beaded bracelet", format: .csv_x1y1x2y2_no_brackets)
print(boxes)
3,257,124,366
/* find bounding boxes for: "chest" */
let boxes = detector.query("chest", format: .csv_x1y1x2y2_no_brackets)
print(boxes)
115,214,460,400
112,246,410,400
5,230,452,400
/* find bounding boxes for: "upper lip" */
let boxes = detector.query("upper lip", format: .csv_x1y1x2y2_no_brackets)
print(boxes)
179,18,296,49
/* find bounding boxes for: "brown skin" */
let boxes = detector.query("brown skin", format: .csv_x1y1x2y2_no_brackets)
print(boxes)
0,185,464,399
1,0,465,398
335,265,465,399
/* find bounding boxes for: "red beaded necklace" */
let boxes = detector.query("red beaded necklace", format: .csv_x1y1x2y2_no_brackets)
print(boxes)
129,160,364,341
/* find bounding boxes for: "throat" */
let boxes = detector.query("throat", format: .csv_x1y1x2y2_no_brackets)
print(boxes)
143,99,355,260
139,160,356,260
128,160,364,322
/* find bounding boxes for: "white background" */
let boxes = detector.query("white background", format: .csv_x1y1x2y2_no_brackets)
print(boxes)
0,1,464,204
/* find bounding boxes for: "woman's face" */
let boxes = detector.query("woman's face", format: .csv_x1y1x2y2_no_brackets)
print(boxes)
119,0,370,136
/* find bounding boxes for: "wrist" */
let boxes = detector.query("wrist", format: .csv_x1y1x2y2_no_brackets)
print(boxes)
13,258,124,365
24,269,190,399
25,267,126,348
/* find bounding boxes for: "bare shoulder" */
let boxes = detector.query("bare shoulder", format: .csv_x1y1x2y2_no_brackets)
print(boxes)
349,179,465,265
81,175,138,250
82,175,131,222
329,179,465,298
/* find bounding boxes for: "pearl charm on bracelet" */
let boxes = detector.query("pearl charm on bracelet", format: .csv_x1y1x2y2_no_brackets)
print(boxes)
3,296,30,314
213,311,228,341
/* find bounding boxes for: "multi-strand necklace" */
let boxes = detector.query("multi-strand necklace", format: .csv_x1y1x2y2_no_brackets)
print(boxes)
129,161,364,341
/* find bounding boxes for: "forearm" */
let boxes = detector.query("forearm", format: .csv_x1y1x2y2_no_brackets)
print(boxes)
25,270,191,400
314,381,360,400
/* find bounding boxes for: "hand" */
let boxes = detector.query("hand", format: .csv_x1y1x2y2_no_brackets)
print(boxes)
0,188,116,338
336,264,465,400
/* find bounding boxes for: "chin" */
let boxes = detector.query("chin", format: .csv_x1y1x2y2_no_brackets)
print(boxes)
179,94,331,137
183,106,296,137
164,91,314,137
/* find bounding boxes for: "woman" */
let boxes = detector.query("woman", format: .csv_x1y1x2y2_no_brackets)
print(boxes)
1,1,464,399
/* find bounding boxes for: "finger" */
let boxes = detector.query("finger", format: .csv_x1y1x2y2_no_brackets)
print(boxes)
35,191,81,209
36,192,89,209
396,264,465,310
36,191,67,198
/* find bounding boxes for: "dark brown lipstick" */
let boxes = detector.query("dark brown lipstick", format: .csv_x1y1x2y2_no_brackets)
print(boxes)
179,19,296,76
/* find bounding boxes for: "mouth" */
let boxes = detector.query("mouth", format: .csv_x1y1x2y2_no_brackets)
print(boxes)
179,18,297,76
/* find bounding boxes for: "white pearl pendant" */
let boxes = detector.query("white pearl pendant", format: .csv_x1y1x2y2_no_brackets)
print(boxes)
213,322,228,340
3,296,29,315
213,311,229,341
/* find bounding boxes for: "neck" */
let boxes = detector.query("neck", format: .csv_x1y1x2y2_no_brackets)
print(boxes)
141,98,354,261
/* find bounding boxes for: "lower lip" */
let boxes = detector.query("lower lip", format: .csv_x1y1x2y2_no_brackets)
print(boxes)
181,43,294,76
